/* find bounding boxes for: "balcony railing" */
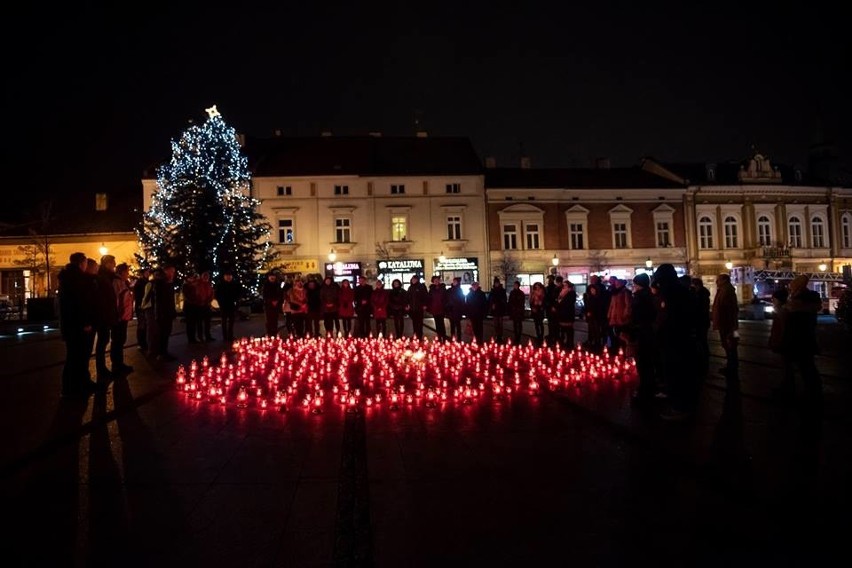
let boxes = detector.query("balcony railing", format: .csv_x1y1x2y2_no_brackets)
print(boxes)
761,245,791,259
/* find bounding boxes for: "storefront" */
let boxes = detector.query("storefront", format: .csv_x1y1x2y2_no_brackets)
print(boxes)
434,257,479,295
273,259,321,280
324,261,363,284
376,259,425,289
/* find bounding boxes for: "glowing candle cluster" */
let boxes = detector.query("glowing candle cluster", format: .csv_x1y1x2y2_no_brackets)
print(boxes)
174,336,636,413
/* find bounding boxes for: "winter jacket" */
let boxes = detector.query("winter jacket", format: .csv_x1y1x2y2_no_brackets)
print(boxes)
338,286,355,318
445,285,466,319
58,263,95,337
488,284,508,317
465,289,488,319
428,283,447,315
215,278,241,313
407,282,429,313
320,282,341,314
388,287,408,317
607,286,632,326
94,268,119,327
711,282,739,333
371,287,389,319
508,288,526,320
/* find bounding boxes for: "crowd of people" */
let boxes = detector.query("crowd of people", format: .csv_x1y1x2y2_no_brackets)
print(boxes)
58,254,823,416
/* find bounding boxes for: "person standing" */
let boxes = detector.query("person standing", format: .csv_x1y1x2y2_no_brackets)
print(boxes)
544,275,561,347
182,273,202,343
445,277,465,341
354,276,374,338
58,252,99,397
133,268,150,353
320,276,341,337
488,277,508,343
528,282,546,346
711,273,739,378
214,270,241,343
388,279,408,338
371,279,389,337
305,278,322,337
428,276,448,341
286,279,308,338
407,275,430,340
557,280,577,349
508,280,527,345
144,265,178,361
197,271,215,341
465,282,488,344
606,278,632,351
262,272,283,337
779,275,823,407
110,263,134,375
655,264,695,421
691,277,711,367
94,255,119,380
338,279,355,336
629,273,657,405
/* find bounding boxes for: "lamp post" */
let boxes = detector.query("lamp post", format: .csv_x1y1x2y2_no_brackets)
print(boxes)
725,260,733,271
818,262,827,272
439,251,447,263
328,249,336,262
99,244,109,256
645,257,652,271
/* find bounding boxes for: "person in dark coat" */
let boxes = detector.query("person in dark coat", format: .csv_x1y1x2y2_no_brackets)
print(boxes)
353,276,374,338
629,273,658,405
778,275,823,406
528,281,546,346
488,277,508,343
407,275,430,340
305,278,322,337
93,255,119,379
444,277,465,341
691,277,711,366
655,263,697,421
215,270,241,343
388,278,409,338
712,273,739,378
464,281,488,344
544,274,561,346
338,279,355,336
508,280,527,344
133,268,151,353
143,265,178,361
262,272,283,337
428,276,448,341
58,252,100,397
320,276,341,336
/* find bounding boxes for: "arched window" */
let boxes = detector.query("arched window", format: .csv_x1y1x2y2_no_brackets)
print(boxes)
788,216,802,248
842,214,852,249
724,216,738,248
811,217,825,248
698,216,714,249
757,215,772,246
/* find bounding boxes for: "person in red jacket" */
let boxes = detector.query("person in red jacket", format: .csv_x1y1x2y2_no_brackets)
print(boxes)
371,279,390,337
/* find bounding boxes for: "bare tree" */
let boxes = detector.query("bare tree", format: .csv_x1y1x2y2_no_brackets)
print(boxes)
493,251,521,285
13,201,56,296
588,250,609,275
375,241,392,260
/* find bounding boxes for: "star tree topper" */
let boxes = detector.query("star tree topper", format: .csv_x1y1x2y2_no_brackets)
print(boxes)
205,105,221,118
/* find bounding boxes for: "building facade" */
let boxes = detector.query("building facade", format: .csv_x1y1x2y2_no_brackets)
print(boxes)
485,165,688,294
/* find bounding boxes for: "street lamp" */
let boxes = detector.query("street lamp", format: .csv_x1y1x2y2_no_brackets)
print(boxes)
99,243,109,256
645,257,652,270
551,254,559,267
328,248,336,262
725,260,733,271
818,263,827,272
439,251,447,263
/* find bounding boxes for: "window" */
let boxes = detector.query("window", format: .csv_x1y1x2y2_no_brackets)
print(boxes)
613,223,628,249
391,215,407,241
655,221,671,247
698,216,714,249
788,216,802,248
95,193,108,211
757,216,772,246
843,215,852,249
390,184,405,195
335,218,352,243
447,215,462,240
524,222,540,250
503,224,518,250
334,185,349,196
278,219,294,244
811,217,825,248
277,186,292,196
445,183,461,194
723,216,738,248
569,222,585,250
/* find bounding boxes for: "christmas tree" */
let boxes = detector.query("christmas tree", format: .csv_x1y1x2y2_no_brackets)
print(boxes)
137,106,275,292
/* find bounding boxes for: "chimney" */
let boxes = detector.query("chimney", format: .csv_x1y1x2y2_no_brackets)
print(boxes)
321,130,333,137
595,157,611,169
520,156,531,169
368,131,382,137
485,156,497,168
416,131,428,138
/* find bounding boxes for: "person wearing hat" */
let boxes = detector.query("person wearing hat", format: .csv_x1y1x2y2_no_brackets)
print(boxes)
215,269,241,343
630,272,657,405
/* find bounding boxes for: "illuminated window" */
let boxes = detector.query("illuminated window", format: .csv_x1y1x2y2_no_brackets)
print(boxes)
95,193,108,211
278,218,294,244
391,215,407,241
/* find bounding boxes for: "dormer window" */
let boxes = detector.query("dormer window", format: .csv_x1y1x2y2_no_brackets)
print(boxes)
706,166,716,181
95,193,108,211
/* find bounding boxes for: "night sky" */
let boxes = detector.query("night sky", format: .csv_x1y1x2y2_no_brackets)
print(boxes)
5,1,849,210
